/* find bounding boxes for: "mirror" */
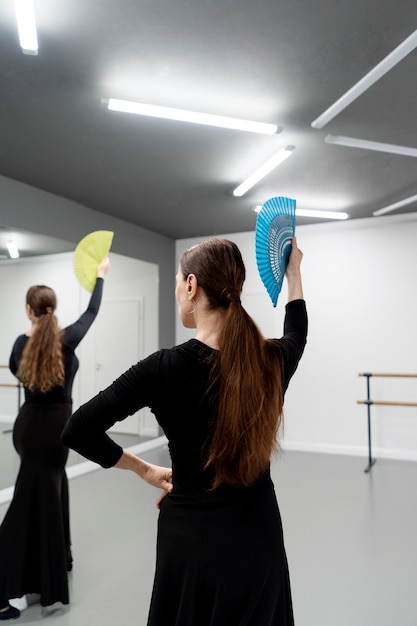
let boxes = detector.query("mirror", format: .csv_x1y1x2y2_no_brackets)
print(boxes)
0,233,160,493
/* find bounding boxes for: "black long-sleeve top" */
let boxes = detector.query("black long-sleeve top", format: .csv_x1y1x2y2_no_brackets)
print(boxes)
9,278,104,402
62,299,307,492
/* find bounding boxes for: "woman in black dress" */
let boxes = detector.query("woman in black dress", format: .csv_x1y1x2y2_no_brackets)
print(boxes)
0,256,110,620
62,237,307,625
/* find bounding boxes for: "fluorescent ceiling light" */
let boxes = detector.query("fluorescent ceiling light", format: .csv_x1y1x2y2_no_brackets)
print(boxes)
373,193,417,216
295,208,349,220
311,29,417,129
105,98,279,135
325,134,417,158
233,146,294,197
7,240,20,259
254,206,349,220
14,0,38,55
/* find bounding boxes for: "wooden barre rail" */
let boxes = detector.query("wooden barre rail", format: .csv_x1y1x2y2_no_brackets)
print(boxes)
357,400,417,407
359,372,417,378
358,372,417,473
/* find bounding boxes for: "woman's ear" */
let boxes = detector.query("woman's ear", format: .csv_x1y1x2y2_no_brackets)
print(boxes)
186,273,198,298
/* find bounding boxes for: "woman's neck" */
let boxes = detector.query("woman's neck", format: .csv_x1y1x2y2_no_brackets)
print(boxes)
25,320,38,337
194,309,226,350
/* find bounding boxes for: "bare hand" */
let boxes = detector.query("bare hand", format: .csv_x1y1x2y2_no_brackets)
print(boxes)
97,256,110,278
156,489,170,509
286,237,303,276
113,451,173,495
143,463,173,493
285,237,304,301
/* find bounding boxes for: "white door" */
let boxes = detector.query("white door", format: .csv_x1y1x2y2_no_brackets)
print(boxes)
94,299,142,434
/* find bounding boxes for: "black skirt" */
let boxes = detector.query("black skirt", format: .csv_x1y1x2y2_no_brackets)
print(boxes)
147,476,294,626
0,399,72,606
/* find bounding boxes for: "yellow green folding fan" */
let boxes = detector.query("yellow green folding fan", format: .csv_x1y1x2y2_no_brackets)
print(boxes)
73,230,114,292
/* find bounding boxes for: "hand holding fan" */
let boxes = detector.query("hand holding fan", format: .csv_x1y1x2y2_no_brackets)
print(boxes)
255,196,296,307
73,230,114,292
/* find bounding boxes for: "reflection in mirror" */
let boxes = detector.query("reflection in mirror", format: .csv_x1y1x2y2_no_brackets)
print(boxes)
0,223,75,259
0,246,161,493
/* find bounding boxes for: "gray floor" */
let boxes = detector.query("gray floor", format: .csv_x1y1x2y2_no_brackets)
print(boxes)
1,446,416,626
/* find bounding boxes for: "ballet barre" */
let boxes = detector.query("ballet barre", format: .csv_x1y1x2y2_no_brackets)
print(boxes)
358,372,417,473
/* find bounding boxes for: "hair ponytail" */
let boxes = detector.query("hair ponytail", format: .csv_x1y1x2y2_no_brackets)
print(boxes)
180,238,284,488
16,286,65,393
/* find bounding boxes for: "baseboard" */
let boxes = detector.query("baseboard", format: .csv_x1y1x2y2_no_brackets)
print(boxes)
138,426,160,437
282,440,417,462
0,414,15,424
0,486,15,506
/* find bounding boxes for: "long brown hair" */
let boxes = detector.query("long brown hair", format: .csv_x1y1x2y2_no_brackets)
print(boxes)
180,238,284,488
16,286,65,393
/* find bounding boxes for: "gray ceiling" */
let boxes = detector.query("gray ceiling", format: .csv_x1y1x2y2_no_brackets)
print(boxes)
0,0,416,253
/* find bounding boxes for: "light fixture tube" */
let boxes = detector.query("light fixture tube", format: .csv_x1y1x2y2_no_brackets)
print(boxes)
295,208,349,220
373,193,417,217
14,0,38,55
311,29,417,129
105,99,279,135
7,240,20,259
254,206,349,220
325,134,417,158
233,146,295,197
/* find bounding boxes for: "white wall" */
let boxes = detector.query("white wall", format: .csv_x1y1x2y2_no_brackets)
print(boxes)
176,212,417,462
0,251,159,436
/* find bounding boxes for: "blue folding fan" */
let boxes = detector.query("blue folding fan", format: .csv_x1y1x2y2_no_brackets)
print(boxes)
255,196,296,307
